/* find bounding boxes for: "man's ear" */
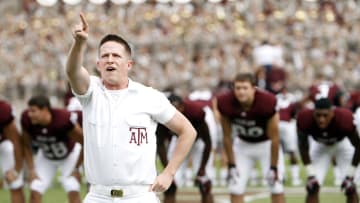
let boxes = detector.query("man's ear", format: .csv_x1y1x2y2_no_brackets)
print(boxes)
96,60,101,72
127,60,134,70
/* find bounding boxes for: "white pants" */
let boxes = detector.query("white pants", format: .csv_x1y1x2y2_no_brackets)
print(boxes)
84,186,159,203
279,120,298,153
310,137,354,184
30,143,82,194
230,138,285,194
168,137,200,186
0,140,24,189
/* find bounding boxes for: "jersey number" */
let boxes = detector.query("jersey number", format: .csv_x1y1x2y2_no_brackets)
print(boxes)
234,125,264,138
42,142,68,159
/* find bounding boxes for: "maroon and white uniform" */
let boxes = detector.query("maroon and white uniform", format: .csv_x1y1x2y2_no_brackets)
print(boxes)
188,91,220,183
309,81,341,103
266,67,287,94
347,91,360,112
217,89,285,194
188,98,218,141
297,108,356,184
276,92,299,152
21,109,82,193
168,99,211,187
0,101,14,143
21,109,77,160
0,101,24,189
218,89,276,142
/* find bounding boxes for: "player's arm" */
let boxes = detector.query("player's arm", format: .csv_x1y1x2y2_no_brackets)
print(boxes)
156,125,171,167
267,112,280,168
196,121,212,176
220,114,235,166
22,130,37,181
297,129,312,169
298,127,320,194
65,13,90,95
67,123,83,170
347,129,360,169
151,110,196,192
4,120,23,172
211,98,221,124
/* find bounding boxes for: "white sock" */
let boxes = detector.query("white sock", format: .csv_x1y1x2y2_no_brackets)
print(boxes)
291,165,300,180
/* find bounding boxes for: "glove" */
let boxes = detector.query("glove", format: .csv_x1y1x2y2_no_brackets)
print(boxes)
194,175,212,195
266,166,278,185
341,176,357,196
306,176,320,194
227,164,240,185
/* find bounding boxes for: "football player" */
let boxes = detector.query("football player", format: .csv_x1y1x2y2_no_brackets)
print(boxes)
276,90,302,186
21,95,83,203
157,93,214,203
297,98,360,203
216,72,286,203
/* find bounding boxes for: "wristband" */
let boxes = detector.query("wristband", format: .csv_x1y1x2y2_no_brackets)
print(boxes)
12,169,19,178
306,164,315,177
346,165,357,177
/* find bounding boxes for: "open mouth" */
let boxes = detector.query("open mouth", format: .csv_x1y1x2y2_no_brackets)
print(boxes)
106,66,116,71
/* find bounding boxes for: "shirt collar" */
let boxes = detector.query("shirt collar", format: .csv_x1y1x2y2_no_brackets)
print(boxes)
100,77,138,92
127,78,138,91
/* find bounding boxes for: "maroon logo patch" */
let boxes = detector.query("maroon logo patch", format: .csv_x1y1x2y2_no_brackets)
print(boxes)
129,127,148,145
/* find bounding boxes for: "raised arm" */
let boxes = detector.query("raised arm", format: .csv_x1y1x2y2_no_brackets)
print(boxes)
66,13,90,95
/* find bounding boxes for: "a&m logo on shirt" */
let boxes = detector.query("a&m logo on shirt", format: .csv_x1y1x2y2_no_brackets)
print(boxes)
129,127,148,146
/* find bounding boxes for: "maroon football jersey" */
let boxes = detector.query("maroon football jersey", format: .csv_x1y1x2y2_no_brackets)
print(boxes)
0,100,14,142
182,99,206,128
217,89,277,142
189,99,212,109
297,108,355,145
279,102,301,122
21,108,77,160
157,100,206,139
347,91,360,112
309,82,340,103
266,67,287,94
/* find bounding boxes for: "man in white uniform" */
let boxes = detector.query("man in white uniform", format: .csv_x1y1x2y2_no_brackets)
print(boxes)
65,13,197,203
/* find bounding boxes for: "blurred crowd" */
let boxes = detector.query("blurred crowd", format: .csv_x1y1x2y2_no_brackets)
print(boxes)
2,0,360,110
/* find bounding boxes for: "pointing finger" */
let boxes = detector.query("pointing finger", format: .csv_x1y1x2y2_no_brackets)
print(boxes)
79,12,88,31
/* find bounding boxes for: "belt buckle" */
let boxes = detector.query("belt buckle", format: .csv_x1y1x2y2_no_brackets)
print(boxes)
110,189,123,197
